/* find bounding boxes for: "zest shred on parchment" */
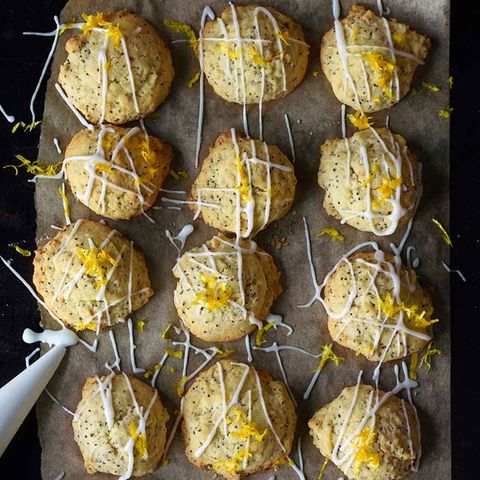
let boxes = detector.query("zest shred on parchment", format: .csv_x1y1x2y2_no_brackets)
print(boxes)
432,218,453,247
188,71,200,88
75,245,118,287
438,107,453,119
377,293,439,330
4,154,61,177
161,458,170,467
194,273,233,311
419,342,442,372
317,457,329,480
12,121,41,133
136,320,145,332
13,245,32,257
169,169,188,180
57,186,71,222
409,352,418,380
255,320,276,347
313,344,344,372
227,407,267,441
212,450,252,474
161,323,173,340
351,427,381,473
213,345,235,356
175,375,188,397
422,81,440,93
81,12,123,48
128,422,148,459
316,227,344,242
362,52,396,98
348,110,373,130
163,19,198,54
165,348,183,359
448,76,454,89
144,363,162,380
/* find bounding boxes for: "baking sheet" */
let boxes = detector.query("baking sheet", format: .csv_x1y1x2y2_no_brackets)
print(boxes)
33,0,450,478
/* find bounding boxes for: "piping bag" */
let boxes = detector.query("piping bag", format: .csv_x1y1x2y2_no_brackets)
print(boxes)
0,327,78,457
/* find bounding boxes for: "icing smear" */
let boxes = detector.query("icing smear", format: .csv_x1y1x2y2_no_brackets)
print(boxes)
23,327,79,348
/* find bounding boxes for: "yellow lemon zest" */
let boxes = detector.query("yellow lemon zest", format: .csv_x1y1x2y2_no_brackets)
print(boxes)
392,32,407,45
76,245,117,287
4,154,61,177
95,162,112,175
271,456,288,470
188,71,200,88
432,218,452,247
101,132,115,151
316,227,344,242
163,19,198,54
255,320,276,347
312,71,321,77
169,169,188,180
81,13,123,48
409,352,418,380
276,30,290,45
165,348,183,359
317,457,329,479
161,458,170,467
161,323,173,340
314,344,344,372
14,246,32,257
371,96,382,103
175,375,188,397
351,428,381,473
144,363,161,380
349,24,359,43
75,321,97,332
348,110,373,130
419,342,442,372
212,450,252,474
227,407,267,442
104,24,123,48
213,346,235,356
361,164,379,188
356,345,374,357
195,273,233,311
58,186,71,222
136,320,145,332
220,41,239,60
363,52,396,98
128,422,148,459
169,367,176,373
372,176,403,209
448,76,453,89
247,45,274,66
438,107,453,119
422,81,440,93
12,121,41,133
234,155,251,201
58,22,75,36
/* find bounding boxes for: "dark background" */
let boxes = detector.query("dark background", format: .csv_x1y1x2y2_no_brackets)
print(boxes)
0,0,478,478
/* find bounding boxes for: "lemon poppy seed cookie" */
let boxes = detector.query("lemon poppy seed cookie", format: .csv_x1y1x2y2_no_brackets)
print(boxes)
201,4,309,104
173,234,282,342
59,10,174,124
73,373,169,477
322,250,435,362
191,129,296,237
33,219,152,331
321,5,430,112
65,125,172,220
182,360,296,480
309,381,421,480
318,127,421,236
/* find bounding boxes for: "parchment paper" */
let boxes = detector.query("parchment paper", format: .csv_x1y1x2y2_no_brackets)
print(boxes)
34,1,450,478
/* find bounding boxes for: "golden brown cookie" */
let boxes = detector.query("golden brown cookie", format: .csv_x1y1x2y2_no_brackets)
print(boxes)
65,125,172,220
320,5,430,112
201,4,309,104
322,251,435,362
318,127,421,236
309,383,421,480
182,360,296,479
173,234,282,342
191,130,296,237
72,373,169,477
33,219,152,331
59,10,174,124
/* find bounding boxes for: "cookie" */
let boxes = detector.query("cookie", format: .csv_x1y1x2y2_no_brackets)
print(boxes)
191,129,296,237
318,127,421,236
309,383,421,480
320,5,430,112
33,219,152,331
201,4,309,105
173,234,282,342
322,251,435,362
58,10,174,124
72,373,169,477
182,360,296,479
65,125,172,220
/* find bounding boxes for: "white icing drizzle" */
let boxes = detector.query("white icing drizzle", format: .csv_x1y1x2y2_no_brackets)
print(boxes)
59,183,71,226
441,261,466,282
44,388,75,417
23,327,78,347
165,224,194,258
53,138,62,154
245,334,253,362
284,113,296,163
303,343,334,400
25,347,40,368
53,472,65,480
106,330,121,371
150,352,169,387
0,104,15,123
127,318,145,373
54,82,94,130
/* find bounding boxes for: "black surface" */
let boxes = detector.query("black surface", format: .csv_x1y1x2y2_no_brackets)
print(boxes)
0,0,478,478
